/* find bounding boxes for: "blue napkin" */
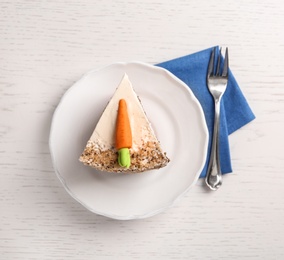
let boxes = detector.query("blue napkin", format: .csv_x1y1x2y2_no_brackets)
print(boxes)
157,47,255,178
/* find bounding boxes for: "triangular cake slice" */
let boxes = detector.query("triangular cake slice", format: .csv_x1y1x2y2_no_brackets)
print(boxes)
79,73,170,173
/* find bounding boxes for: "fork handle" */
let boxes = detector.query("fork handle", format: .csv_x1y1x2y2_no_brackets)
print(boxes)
205,99,223,190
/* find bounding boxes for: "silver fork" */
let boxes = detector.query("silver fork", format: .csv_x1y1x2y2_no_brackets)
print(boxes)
205,47,229,190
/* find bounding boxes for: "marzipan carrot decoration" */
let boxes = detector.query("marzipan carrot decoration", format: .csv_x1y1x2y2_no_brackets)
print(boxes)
116,99,132,168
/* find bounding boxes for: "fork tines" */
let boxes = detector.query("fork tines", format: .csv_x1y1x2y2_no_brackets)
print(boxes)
207,47,229,78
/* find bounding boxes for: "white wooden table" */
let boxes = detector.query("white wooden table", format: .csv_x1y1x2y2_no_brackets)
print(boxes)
1,1,284,259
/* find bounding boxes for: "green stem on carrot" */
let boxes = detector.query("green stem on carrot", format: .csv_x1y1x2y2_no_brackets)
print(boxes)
118,148,131,168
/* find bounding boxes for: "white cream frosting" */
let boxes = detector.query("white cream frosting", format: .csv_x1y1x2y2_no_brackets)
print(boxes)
90,73,157,151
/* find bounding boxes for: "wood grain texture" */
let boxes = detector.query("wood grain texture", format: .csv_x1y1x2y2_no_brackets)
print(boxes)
1,0,284,259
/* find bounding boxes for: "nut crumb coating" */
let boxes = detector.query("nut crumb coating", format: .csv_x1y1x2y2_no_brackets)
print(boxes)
79,140,169,173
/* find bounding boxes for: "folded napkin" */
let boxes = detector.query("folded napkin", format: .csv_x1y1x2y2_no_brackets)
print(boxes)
157,47,255,178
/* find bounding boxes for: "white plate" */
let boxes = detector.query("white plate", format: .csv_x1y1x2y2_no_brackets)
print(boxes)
49,62,208,220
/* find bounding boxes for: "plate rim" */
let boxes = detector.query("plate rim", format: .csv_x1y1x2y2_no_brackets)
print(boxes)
49,61,209,220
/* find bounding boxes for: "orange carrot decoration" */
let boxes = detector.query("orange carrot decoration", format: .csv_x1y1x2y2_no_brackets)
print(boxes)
116,99,132,168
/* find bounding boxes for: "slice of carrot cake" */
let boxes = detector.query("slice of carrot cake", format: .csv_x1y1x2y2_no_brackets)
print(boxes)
79,73,169,173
